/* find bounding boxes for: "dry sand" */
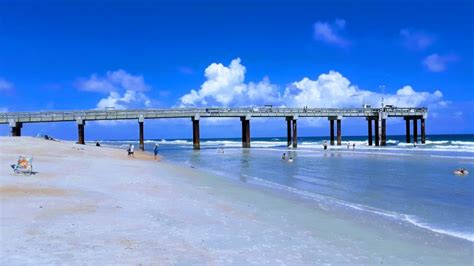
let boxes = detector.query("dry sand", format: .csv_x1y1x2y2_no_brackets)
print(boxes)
0,137,472,264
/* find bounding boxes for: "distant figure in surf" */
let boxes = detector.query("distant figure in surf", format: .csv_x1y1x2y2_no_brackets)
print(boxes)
413,141,417,148
347,142,350,149
153,144,159,160
323,140,328,150
282,153,286,160
96,141,101,147
352,143,355,150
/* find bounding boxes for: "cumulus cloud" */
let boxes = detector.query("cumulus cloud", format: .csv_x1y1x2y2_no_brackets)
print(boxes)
400,28,435,50
179,58,280,107
0,78,14,91
284,71,443,108
313,19,350,47
422,53,458,72
96,90,151,110
76,70,152,109
76,69,150,93
179,59,444,111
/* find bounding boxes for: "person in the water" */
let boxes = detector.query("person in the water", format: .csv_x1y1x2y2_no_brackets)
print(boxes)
282,153,286,160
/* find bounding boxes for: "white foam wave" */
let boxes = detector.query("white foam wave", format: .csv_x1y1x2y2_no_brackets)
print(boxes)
245,174,474,242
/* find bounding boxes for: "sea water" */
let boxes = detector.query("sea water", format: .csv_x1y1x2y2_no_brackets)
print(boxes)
100,134,474,242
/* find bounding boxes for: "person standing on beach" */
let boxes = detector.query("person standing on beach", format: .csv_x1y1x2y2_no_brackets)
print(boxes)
153,144,159,160
352,143,355,150
130,144,135,158
323,140,328,150
127,144,132,157
282,153,286,160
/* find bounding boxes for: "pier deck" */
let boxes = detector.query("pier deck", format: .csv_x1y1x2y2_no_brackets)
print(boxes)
1,107,428,148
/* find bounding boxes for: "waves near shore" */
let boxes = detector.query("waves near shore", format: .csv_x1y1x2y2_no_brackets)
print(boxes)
100,134,474,243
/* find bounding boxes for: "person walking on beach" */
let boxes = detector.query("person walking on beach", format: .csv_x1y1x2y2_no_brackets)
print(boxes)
153,144,159,160
127,144,132,157
323,140,328,150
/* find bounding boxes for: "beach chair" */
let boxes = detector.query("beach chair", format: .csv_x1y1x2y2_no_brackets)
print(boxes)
10,156,33,175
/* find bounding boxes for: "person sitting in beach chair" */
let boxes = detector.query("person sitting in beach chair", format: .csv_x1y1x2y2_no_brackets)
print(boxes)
10,156,33,175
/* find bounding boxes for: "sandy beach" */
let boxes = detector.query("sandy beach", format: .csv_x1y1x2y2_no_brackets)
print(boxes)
0,137,472,264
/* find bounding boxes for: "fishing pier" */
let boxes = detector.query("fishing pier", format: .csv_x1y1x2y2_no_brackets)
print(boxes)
1,107,428,150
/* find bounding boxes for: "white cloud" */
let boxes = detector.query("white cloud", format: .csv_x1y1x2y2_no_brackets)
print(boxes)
313,19,349,47
400,28,435,50
284,71,443,108
0,78,14,91
179,59,444,112
97,90,151,110
423,53,458,72
179,58,280,107
76,69,150,93
76,70,153,110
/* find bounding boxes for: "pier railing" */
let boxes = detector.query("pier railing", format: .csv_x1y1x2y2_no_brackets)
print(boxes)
0,107,427,124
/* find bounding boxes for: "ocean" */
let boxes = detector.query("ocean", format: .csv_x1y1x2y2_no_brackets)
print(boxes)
98,134,474,243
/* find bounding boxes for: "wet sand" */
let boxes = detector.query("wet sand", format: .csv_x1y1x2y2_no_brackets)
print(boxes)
0,137,472,264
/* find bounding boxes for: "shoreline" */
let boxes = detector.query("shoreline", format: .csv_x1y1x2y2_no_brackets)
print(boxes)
1,137,473,264
92,139,474,242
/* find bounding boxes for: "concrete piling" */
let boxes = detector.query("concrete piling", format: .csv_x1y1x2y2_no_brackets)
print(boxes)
77,118,85,145
336,119,342,146
9,120,22,137
241,116,251,148
329,119,335,145
367,118,373,146
381,119,387,146
138,115,145,151
405,118,411,143
292,118,298,148
192,116,200,150
413,118,418,143
374,118,380,146
286,117,292,147
421,118,426,144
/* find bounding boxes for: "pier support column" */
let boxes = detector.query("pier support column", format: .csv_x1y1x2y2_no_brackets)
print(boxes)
138,115,144,151
381,119,387,146
405,117,411,143
413,118,418,144
241,116,251,148
292,118,298,148
9,120,22,137
192,115,200,150
286,117,292,147
374,118,380,146
336,118,342,146
329,119,335,146
367,118,373,146
77,118,85,145
421,118,426,144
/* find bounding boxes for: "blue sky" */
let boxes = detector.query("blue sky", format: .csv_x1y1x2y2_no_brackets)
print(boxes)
0,0,473,140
